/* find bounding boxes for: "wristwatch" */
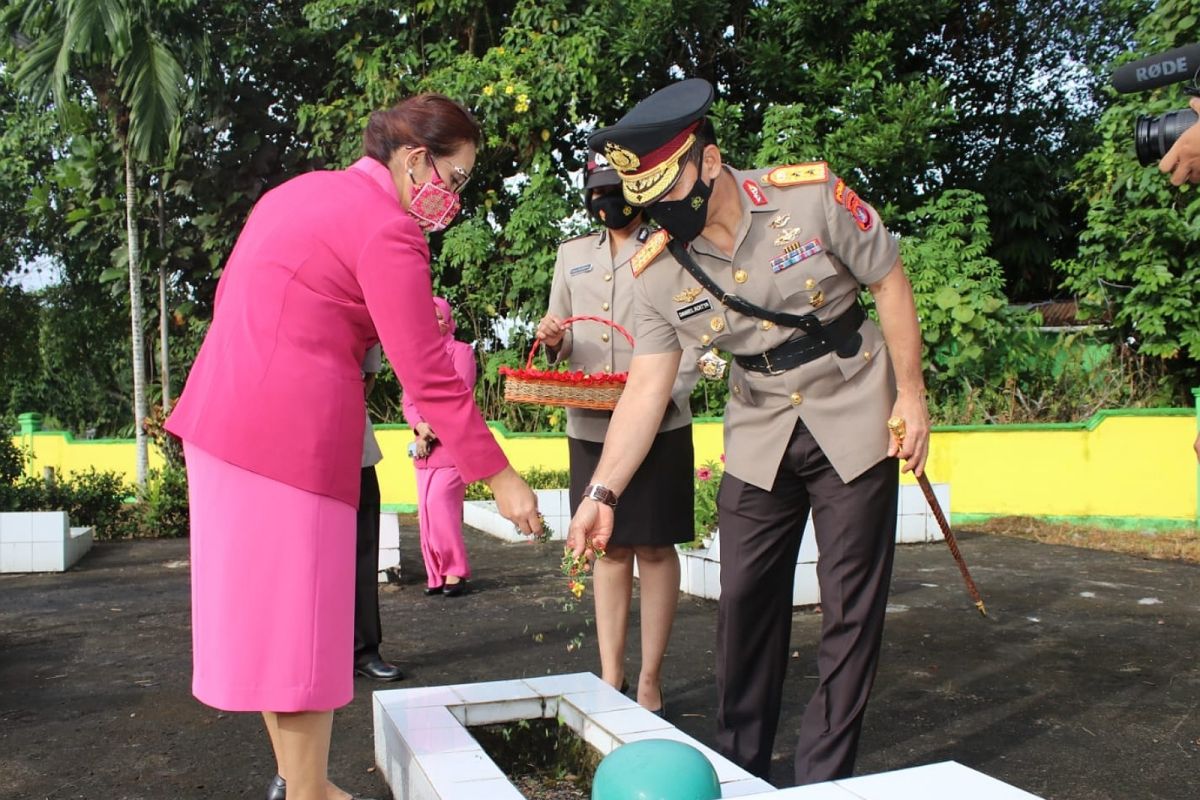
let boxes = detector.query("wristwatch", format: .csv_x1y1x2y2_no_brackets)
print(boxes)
582,483,618,507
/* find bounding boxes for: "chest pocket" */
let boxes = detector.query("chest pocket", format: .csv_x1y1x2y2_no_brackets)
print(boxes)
771,249,841,301
833,319,884,383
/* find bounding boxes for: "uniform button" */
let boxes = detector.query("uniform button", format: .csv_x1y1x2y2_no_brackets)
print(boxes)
863,351,872,361
790,392,803,406
810,290,825,308
733,385,742,395
710,317,725,332
604,273,612,282
734,269,749,284
805,277,816,290
601,333,610,342
601,302,610,311
700,334,712,345
760,320,774,330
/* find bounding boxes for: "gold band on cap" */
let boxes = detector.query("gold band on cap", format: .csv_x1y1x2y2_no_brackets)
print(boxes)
619,133,696,206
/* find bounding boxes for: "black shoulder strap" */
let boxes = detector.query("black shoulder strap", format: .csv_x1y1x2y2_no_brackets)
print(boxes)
668,238,829,333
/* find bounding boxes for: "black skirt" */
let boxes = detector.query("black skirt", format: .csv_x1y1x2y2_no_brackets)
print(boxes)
568,424,695,547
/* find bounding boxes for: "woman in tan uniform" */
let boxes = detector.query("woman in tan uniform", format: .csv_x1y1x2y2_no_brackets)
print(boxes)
536,159,697,714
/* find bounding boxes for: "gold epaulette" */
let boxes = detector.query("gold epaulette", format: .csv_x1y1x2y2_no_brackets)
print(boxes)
631,229,671,277
760,162,829,188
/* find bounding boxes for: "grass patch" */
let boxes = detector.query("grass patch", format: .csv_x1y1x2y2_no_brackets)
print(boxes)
961,516,1200,563
470,718,601,799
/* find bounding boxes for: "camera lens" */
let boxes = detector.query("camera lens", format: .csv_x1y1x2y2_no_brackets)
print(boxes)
1135,108,1199,166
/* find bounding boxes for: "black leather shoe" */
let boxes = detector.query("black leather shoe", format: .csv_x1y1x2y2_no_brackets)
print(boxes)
423,585,443,596
265,774,286,800
354,656,405,682
442,579,467,597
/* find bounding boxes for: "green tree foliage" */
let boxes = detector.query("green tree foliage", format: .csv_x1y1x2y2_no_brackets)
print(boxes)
0,0,1181,437
1058,0,1200,371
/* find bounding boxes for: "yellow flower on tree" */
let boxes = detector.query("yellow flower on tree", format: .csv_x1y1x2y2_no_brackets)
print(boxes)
483,85,494,96
505,84,515,94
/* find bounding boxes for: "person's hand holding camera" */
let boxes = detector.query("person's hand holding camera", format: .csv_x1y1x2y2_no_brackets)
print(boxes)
1159,97,1200,185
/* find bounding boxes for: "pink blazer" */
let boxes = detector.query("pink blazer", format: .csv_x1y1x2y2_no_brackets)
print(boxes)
166,157,508,507
402,339,477,470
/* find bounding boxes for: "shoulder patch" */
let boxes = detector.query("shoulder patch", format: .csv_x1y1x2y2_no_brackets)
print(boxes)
631,229,671,278
761,162,829,188
742,179,768,206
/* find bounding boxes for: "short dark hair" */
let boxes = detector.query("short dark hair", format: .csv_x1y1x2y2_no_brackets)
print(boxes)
685,117,719,166
362,94,482,164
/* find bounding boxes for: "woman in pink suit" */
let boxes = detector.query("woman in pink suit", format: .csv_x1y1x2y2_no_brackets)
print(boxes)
402,297,475,596
166,94,541,800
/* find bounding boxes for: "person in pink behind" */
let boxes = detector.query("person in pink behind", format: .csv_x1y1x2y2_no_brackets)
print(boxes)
165,94,541,800
402,296,477,597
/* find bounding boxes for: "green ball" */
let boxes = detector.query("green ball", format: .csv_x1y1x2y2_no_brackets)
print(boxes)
592,739,721,800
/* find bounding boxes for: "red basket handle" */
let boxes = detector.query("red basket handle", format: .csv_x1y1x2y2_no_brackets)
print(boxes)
525,315,635,370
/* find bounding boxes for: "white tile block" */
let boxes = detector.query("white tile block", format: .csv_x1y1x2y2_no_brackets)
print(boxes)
560,688,636,716
31,541,65,572
66,527,93,569
30,511,68,543
452,678,542,705
896,513,928,544
587,706,674,737
521,671,606,697
434,778,526,800
836,761,1042,799
461,697,548,727
1,541,33,573
703,558,722,600
419,750,508,785
0,512,33,543
720,777,781,797
745,783,863,798
379,512,401,549
377,685,466,711
793,561,820,606
377,546,400,573
707,530,721,559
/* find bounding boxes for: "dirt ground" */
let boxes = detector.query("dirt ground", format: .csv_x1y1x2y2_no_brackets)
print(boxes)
2,524,1198,800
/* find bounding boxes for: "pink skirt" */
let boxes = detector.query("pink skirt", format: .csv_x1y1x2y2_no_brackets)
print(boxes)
184,441,356,712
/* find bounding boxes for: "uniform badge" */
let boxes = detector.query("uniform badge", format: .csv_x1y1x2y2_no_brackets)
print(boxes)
762,162,829,187
676,298,713,321
834,181,873,232
604,141,640,171
773,227,801,246
697,349,729,381
769,237,823,273
569,263,593,276
673,286,702,303
768,213,791,229
742,179,768,206
631,229,670,277
733,269,749,284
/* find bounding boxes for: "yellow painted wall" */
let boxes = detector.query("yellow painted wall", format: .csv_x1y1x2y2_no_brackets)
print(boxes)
12,410,1197,524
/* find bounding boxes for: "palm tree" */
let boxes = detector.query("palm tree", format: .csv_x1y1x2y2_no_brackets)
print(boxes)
5,0,198,488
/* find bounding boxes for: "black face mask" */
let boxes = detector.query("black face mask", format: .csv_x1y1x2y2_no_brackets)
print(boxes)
647,172,712,243
588,190,639,230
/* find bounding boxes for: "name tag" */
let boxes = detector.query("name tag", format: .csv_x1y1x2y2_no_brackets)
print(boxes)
676,299,713,320
569,263,592,276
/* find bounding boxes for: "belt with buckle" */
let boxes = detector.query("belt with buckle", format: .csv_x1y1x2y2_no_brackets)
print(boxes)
734,305,866,375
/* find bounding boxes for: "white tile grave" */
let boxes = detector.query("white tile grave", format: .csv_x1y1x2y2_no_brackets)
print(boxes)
0,511,93,573
463,483,949,606
373,672,1042,799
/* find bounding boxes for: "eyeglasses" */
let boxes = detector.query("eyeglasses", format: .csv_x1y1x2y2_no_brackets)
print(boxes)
429,156,472,195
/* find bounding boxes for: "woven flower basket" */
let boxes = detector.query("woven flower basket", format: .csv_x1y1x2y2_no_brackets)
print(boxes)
500,316,634,410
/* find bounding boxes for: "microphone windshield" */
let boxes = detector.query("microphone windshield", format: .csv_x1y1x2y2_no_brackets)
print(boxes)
1112,43,1200,93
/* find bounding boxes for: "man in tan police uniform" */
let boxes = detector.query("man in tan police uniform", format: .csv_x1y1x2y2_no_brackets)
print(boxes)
566,78,931,785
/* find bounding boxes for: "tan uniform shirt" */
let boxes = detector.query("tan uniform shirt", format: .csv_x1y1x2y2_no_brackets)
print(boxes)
548,225,697,442
361,344,383,468
633,165,900,489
